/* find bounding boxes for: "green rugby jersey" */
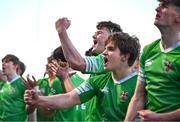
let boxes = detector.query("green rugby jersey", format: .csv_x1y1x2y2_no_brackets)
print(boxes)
84,53,107,121
37,74,86,121
0,76,27,121
84,74,104,121
0,81,5,89
139,39,180,112
85,53,104,74
37,77,61,121
75,72,137,121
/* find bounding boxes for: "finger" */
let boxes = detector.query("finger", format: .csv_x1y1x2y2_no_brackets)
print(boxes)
26,75,34,89
32,75,37,86
59,61,67,68
68,71,76,77
21,77,31,89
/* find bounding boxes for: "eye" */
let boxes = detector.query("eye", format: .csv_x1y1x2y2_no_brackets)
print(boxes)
97,31,103,35
107,46,114,51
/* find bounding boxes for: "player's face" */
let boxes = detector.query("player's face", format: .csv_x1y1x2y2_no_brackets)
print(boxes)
103,42,123,71
2,60,17,76
154,1,179,27
91,27,110,55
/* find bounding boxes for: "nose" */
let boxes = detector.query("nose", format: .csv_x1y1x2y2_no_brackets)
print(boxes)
2,62,6,67
92,32,97,39
92,34,96,39
155,6,160,13
103,48,108,56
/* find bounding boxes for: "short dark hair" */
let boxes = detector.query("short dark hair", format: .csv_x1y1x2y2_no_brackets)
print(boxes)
85,47,94,56
158,0,180,8
52,46,67,62
105,32,141,67
18,61,26,76
97,21,122,33
2,54,19,65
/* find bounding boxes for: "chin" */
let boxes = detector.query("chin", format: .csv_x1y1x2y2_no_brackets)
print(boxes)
104,66,111,71
154,20,162,27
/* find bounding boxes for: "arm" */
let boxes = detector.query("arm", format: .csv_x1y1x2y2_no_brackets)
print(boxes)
60,77,74,93
55,18,86,72
55,62,75,92
124,79,146,121
26,103,54,121
37,90,80,109
0,69,7,81
138,108,180,121
24,89,81,110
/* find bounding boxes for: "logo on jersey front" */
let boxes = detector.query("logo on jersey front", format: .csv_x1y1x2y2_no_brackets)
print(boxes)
164,61,172,72
101,86,109,93
120,91,128,102
145,59,152,66
10,87,16,94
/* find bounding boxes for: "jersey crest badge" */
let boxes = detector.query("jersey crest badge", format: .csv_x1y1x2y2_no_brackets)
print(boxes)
164,61,172,72
50,88,56,94
120,91,128,102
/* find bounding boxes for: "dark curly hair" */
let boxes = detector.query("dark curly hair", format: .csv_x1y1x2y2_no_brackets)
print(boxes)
158,0,180,8
51,46,67,62
96,21,122,33
2,54,19,65
105,32,141,67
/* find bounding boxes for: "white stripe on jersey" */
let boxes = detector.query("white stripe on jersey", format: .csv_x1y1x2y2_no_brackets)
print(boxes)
75,82,93,95
85,57,99,72
138,67,145,83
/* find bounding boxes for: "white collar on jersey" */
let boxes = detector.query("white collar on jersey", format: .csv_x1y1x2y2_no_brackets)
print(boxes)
112,72,137,84
160,40,180,53
8,75,21,84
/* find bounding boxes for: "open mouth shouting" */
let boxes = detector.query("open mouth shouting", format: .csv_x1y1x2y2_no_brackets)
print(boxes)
92,40,98,48
104,55,109,68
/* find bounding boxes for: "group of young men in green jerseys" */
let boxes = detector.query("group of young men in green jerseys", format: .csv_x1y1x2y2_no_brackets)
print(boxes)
1,0,180,121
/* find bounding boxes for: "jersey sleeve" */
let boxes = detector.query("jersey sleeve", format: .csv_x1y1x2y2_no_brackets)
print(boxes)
74,76,99,103
138,52,146,83
84,54,104,74
138,39,160,83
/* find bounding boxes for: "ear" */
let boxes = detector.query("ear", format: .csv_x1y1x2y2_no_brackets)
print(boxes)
121,54,130,62
175,12,180,22
175,16,180,22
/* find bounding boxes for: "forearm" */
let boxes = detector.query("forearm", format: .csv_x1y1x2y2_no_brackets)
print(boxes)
26,104,36,114
125,80,146,121
37,106,54,117
58,31,86,71
28,112,36,122
37,90,80,110
61,78,74,93
157,108,180,121
125,95,145,121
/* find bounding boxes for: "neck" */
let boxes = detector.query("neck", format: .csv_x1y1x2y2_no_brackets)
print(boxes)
48,74,55,81
112,67,132,81
158,25,180,49
7,73,18,82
